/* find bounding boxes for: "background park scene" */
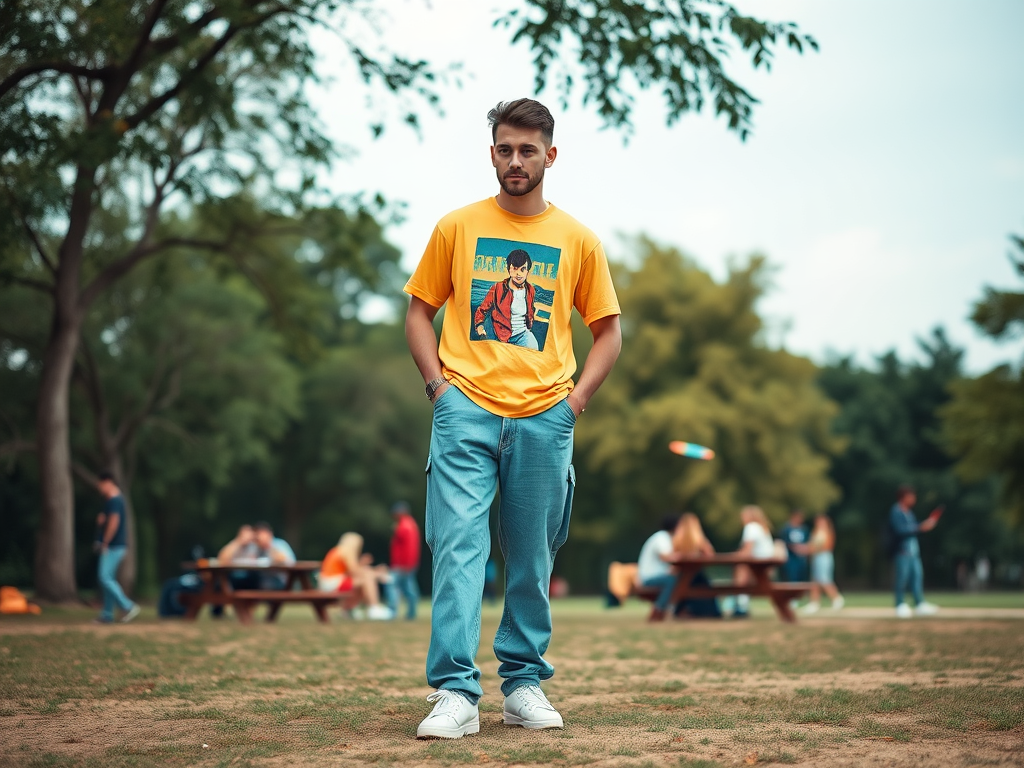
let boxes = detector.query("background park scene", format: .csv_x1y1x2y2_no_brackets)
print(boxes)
1,1,1023,766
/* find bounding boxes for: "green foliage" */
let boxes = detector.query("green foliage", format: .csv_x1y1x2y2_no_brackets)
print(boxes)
941,234,1024,528
569,238,842,564
499,0,818,139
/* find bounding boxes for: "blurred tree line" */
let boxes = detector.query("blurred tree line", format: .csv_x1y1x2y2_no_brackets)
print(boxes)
3,227,1023,595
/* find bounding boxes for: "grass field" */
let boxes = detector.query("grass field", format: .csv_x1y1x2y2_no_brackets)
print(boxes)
1,594,1022,767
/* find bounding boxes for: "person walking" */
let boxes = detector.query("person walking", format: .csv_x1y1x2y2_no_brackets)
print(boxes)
890,485,941,618
404,98,621,739
389,501,422,620
93,472,140,624
799,514,844,613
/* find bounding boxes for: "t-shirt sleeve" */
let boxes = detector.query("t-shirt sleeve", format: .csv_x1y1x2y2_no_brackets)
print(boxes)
404,224,454,308
573,240,620,326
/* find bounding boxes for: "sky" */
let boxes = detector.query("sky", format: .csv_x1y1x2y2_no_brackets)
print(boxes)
310,0,1024,373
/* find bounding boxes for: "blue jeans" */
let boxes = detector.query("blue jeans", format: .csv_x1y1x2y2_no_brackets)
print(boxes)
642,573,679,611
425,386,576,704
389,567,420,619
98,546,135,620
894,553,925,606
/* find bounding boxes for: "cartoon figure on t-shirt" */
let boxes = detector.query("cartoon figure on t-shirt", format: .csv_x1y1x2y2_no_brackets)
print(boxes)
474,249,538,349
470,238,560,352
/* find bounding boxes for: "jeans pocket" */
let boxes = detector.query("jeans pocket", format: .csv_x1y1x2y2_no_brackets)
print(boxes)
560,398,577,425
432,383,455,408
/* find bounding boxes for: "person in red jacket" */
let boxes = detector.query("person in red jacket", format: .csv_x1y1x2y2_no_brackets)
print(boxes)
389,501,422,619
473,249,538,348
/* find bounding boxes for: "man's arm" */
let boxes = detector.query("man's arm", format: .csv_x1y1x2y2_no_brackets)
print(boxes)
101,513,120,548
405,296,451,401
566,314,622,417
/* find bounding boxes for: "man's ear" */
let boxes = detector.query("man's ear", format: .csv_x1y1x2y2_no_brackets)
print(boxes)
544,145,557,168
490,145,497,168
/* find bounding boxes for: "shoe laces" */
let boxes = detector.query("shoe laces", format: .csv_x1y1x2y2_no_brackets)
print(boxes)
516,685,554,712
426,690,466,717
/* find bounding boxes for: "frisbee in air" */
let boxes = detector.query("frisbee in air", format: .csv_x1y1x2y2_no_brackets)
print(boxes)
668,441,715,460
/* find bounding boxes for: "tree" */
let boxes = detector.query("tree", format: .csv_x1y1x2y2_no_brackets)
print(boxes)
942,234,1024,528
1,0,817,600
564,238,841,581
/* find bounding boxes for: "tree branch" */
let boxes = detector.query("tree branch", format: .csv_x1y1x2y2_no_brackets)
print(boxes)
1,274,55,295
0,61,115,101
23,221,57,274
0,440,36,458
124,7,289,131
78,237,228,310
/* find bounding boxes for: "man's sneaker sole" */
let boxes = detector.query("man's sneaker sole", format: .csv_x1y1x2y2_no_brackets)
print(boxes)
502,712,564,729
416,715,480,739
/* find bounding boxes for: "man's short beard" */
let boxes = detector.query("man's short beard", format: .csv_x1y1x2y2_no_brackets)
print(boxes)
498,168,543,197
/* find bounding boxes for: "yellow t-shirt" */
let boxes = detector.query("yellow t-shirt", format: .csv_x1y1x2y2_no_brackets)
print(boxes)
405,197,620,418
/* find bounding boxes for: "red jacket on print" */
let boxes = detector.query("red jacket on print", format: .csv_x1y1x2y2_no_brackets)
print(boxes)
474,279,535,343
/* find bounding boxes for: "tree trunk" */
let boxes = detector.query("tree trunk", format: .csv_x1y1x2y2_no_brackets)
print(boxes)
33,165,96,603
33,310,83,602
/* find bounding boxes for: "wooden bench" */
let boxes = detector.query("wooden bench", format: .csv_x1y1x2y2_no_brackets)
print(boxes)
650,554,814,622
231,589,342,624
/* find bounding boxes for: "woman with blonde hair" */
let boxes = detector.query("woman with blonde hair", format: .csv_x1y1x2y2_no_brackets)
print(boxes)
732,505,774,618
672,513,721,618
798,515,844,613
319,532,393,620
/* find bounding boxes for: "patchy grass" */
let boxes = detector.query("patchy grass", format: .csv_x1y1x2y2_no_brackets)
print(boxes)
0,599,1022,767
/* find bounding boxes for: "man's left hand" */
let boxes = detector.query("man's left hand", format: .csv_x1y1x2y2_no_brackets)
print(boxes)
566,394,584,417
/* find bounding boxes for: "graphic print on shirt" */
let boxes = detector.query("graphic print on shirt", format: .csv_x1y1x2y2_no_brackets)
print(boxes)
470,237,561,352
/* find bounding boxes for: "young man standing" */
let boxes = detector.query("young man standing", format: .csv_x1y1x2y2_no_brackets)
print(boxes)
93,472,140,624
890,485,941,618
405,98,621,739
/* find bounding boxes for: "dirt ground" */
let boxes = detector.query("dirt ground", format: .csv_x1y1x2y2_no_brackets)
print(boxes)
2,608,1023,768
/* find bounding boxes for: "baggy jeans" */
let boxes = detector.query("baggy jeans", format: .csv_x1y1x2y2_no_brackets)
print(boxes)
98,545,135,620
893,552,925,607
425,385,576,704
389,567,420,619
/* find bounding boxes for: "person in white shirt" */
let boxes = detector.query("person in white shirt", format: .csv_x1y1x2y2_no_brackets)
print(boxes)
733,505,774,618
636,515,681,621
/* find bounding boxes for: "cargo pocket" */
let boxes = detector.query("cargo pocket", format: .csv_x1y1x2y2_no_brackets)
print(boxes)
550,464,576,558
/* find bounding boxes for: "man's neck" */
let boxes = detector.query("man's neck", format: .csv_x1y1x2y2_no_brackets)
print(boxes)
495,187,547,217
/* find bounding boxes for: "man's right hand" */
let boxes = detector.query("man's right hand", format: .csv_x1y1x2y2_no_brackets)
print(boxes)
475,325,486,338
430,381,451,403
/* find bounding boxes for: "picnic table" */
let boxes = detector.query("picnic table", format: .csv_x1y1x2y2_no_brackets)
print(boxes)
638,553,811,623
178,560,340,624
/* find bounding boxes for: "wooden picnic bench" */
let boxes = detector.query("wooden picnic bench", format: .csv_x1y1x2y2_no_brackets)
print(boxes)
637,553,812,623
178,560,344,624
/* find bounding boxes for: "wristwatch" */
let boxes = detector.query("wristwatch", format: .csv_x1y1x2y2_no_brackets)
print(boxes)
425,377,449,401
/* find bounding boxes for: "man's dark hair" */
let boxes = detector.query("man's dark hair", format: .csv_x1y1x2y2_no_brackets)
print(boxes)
97,471,115,483
254,521,273,534
507,249,533,271
659,514,680,533
896,484,916,501
487,98,554,145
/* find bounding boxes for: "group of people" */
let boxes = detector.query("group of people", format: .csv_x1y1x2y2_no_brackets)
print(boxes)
635,505,845,621
316,502,422,621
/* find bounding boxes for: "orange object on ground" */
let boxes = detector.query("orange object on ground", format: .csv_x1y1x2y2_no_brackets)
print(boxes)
0,586,41,615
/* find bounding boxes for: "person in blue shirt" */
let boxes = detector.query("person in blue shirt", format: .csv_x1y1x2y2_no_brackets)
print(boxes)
93,472,140,624
890,485,942,618
779,510,809,582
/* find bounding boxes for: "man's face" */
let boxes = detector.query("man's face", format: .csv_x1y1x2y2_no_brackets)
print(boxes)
901,492,917,508
254,528,273,550
97,479,114,497
490,125,555,198
508,261,530,287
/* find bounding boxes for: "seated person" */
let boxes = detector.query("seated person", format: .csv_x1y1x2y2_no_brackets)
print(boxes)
318,533,392,620
732,505,774,618
217,522,295,593
636,514,681,622
671,513,721,618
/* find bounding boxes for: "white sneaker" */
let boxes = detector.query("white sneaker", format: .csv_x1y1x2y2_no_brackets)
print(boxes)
366,604,394,621
801,601,820,615
503,684,564,729
915,601,939,616
895,603,913,619
120,604,141,623
831,596,845,611
416,690,479,739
